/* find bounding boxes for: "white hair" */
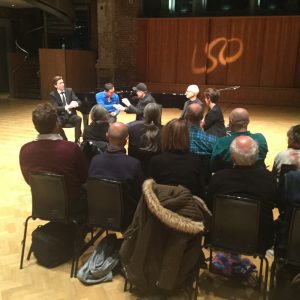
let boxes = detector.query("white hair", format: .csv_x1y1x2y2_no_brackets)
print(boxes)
230,137,259,166
187,84,199,95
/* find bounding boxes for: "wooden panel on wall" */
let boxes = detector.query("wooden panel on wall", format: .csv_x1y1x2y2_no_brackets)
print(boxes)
39,49,66,100
176,18,209,85
7,52,27,97
137,20,148,81
39,49,97,100
260,17,300,87
137,15,300,105
206,18,231,85
226,17,265,86
65,49,97,92
146,19,178,83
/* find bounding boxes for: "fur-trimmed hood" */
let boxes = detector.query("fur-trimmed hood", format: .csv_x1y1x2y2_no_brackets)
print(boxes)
142,179,211,235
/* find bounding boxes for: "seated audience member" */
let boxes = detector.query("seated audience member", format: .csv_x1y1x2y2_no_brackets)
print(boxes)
82,104,109,143
275,169,300,257
202,88,226,137
186,103,217,156
95,83,120,123
149,118,205,199
186,103,217,184
88,122,144,227
127,103,163,176
272,124,300,180
114,83,156,121
49,75,82,143
207,135,277,252
19,103,88,215
81,105,109,163
210,107,268,172
180,84,204,119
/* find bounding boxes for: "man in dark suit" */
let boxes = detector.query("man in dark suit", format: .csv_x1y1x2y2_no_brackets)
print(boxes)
49,75,82,143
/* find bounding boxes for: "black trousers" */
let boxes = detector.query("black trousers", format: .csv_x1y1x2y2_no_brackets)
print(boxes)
58,114,82,142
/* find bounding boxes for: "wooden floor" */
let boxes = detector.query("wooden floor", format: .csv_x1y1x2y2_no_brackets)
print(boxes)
1,93,300,300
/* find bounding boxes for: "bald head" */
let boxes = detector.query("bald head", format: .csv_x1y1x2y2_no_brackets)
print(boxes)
230,135,258,166
229,108,250,132
107,122,128,147
186,103,204,124
185,84,199,100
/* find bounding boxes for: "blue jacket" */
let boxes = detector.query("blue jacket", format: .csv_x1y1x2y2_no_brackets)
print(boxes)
95,91,120,114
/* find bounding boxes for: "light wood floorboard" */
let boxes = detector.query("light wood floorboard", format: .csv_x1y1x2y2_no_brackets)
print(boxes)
1,94,299,299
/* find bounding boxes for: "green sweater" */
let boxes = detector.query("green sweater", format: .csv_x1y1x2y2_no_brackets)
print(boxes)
210,131,268,172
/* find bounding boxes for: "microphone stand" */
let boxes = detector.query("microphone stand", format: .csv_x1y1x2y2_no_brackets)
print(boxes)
217,86,240,92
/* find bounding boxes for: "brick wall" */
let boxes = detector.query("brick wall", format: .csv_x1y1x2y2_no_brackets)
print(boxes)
96,0,139,88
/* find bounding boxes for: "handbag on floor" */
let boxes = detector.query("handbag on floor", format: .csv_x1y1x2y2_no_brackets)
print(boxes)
31,221,77,268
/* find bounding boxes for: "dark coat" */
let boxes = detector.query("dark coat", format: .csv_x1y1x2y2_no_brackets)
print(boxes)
207,165,277,252
120,179,211,293
125,93,156,120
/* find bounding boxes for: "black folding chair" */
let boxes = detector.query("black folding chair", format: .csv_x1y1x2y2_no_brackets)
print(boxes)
205,194,269,300
72,178,125,277
269,208,300,298
20,173,84,277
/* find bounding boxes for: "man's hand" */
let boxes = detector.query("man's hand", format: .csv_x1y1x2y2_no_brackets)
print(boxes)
69,101,79,108
113,104,125,111
110,112,117,116
122,98,131,107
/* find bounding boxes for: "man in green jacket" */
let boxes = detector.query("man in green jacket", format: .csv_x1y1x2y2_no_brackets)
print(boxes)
210,107,268,172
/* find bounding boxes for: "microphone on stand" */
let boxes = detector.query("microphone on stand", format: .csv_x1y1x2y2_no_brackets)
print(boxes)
217,86,240,92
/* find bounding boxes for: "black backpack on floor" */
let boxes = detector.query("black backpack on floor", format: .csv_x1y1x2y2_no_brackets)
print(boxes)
31,221,77,268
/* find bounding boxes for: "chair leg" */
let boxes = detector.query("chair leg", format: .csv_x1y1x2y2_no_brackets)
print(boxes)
258,257,264,290
20,216,32,269
124,278,129,292
26,244,33,260
262,257,269,300
208,248,213,272
269,259,276,300
193,268,200,300
70,222,80,278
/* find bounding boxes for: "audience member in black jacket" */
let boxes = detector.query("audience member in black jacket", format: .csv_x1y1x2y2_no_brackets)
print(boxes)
202,88,226,137
207,135,277,252
149,118,205,199
89,122,144,227
82,104,109,142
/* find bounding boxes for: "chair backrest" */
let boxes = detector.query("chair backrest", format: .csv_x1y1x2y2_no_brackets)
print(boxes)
86,178,124,231
210,194,261,255
287,208,300,265
30,173,69,221
284,170,300,206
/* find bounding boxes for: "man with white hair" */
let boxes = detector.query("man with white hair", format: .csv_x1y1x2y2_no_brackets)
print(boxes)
180,84,204,119
207,135,277,252
210,107,268,172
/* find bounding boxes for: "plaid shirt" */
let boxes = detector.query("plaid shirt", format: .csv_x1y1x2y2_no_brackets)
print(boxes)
188,124,217,155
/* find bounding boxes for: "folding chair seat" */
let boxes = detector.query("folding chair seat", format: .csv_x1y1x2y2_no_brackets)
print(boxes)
20,173,86,277
205,194,269,300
